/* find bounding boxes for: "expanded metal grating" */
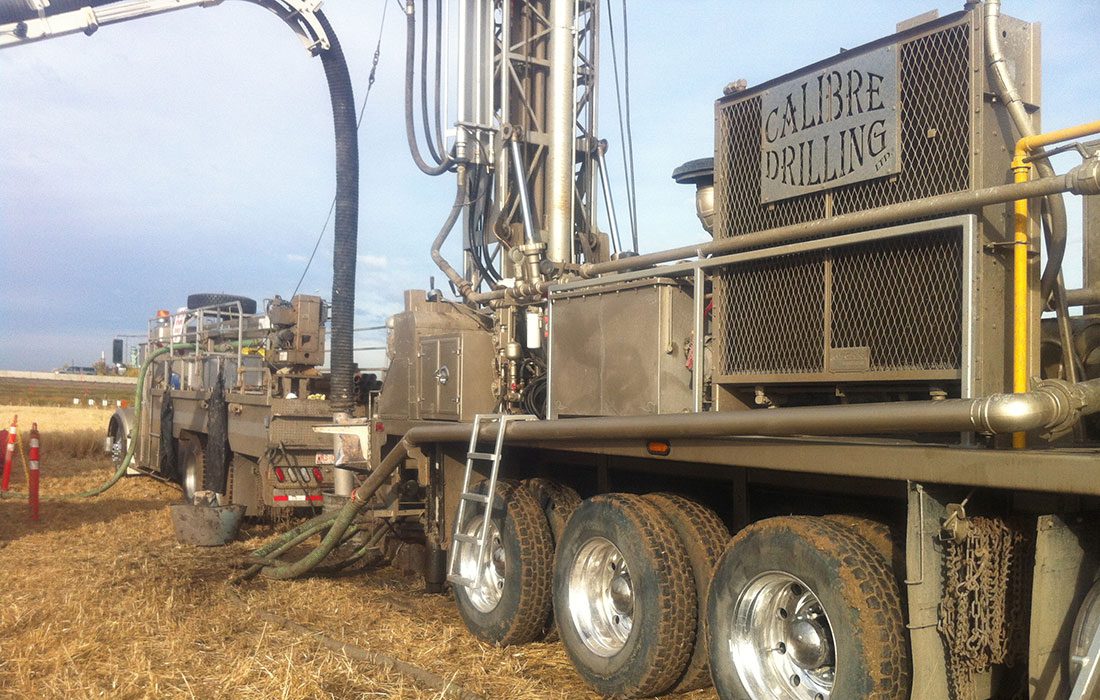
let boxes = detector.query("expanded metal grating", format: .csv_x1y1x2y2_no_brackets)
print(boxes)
713,18,972,383
714,23,971,238
714,95,826,237
717,253,826,376
716,229,963,380
830,231,962,372
832,25,971,216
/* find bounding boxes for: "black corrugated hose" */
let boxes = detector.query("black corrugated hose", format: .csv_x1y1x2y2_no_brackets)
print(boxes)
314,10,359,414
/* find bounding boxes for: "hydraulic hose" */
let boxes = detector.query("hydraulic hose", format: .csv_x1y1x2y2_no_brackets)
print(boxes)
431,174,473,296
432,0,446,160
405,0,452,176
984,0,1067,304
419,0,442,164
235,509,342,580
253,436,412,579
313,10,359,414
311,521,388,574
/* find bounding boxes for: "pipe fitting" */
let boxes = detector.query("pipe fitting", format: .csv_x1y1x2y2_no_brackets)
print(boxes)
971,378,1100,440
969,391,1057,436
1071,156,1100,196
1034,379,1088,439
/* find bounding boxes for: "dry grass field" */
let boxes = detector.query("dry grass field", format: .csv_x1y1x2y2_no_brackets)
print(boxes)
0,377,134,407
0,403,116,433
0,406,716,699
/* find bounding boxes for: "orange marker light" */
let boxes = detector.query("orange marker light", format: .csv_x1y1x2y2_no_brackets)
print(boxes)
646,440,671,457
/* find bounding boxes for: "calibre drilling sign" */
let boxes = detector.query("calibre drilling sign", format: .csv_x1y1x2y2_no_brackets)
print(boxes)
759,45,900,204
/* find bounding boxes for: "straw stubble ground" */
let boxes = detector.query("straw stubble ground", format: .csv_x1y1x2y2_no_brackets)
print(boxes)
0,406,717,699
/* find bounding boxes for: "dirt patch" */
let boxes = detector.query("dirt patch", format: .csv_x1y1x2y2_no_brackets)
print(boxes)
0,432,717,699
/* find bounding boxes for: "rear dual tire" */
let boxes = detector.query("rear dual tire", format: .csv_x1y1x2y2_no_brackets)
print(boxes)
644,492,731,693
451,480,554,646
524,477,582,642
553,493,697,698
707,516,910,700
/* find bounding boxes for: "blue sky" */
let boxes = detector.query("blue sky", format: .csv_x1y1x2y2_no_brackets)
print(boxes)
1,1,1096,370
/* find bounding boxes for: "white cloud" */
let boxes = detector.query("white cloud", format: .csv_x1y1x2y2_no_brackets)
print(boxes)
358,254,388,268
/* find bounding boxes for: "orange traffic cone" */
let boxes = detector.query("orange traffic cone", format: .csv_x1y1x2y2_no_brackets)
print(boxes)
28,423,40,520
1,416,16,492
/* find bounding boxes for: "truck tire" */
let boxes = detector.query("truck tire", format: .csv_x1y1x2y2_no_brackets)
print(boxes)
177,432,205,503
107,416,128,468
707,516,910,700
643,493,731,692
823,513,904,581
186,293,257,315
522,477,582,641
553,494,695,698
452,480,554,646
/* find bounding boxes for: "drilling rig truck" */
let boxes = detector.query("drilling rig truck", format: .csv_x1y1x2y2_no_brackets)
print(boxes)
6,0,1100,698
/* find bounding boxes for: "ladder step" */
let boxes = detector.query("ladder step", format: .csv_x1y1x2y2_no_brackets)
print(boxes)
461,493,490,504
468,451,497,461
452,533,479,544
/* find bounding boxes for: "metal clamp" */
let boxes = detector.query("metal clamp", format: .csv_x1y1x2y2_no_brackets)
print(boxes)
248,0,330,54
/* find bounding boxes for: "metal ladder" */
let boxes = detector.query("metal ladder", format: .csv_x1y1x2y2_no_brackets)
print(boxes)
446,413,536,587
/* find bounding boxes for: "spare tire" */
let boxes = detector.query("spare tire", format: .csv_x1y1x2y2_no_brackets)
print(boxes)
186,293,257,315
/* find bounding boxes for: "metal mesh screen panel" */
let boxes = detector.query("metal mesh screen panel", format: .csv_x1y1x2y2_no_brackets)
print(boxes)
712,19,971,382
716,229,962,380
831,231,962,372
714,22,971,238
717,253,825,376
832,25,971,215
714,96,826,237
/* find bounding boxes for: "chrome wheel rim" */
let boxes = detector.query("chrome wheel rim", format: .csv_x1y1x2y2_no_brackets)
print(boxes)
457,515,505,613
110,433,125,467
729,572,836,700
183,461,199,501
181,443,200,501
568,536,634,657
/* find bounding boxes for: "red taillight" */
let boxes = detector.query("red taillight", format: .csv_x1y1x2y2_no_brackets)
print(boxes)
312,467,324,482
274,467,286,482
273,494,289,502
307,494,323,502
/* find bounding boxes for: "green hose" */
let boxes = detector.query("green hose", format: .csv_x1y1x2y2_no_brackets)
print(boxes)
257,498,365,580
234,510,342,581
251,438,411,580
312,521,388,574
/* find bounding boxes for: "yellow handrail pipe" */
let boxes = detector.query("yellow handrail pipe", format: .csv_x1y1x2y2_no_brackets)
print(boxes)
1011,119,1100,449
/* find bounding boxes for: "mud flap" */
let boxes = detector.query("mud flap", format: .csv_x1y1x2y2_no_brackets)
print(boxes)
158,391,177,481
204,376,230,493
